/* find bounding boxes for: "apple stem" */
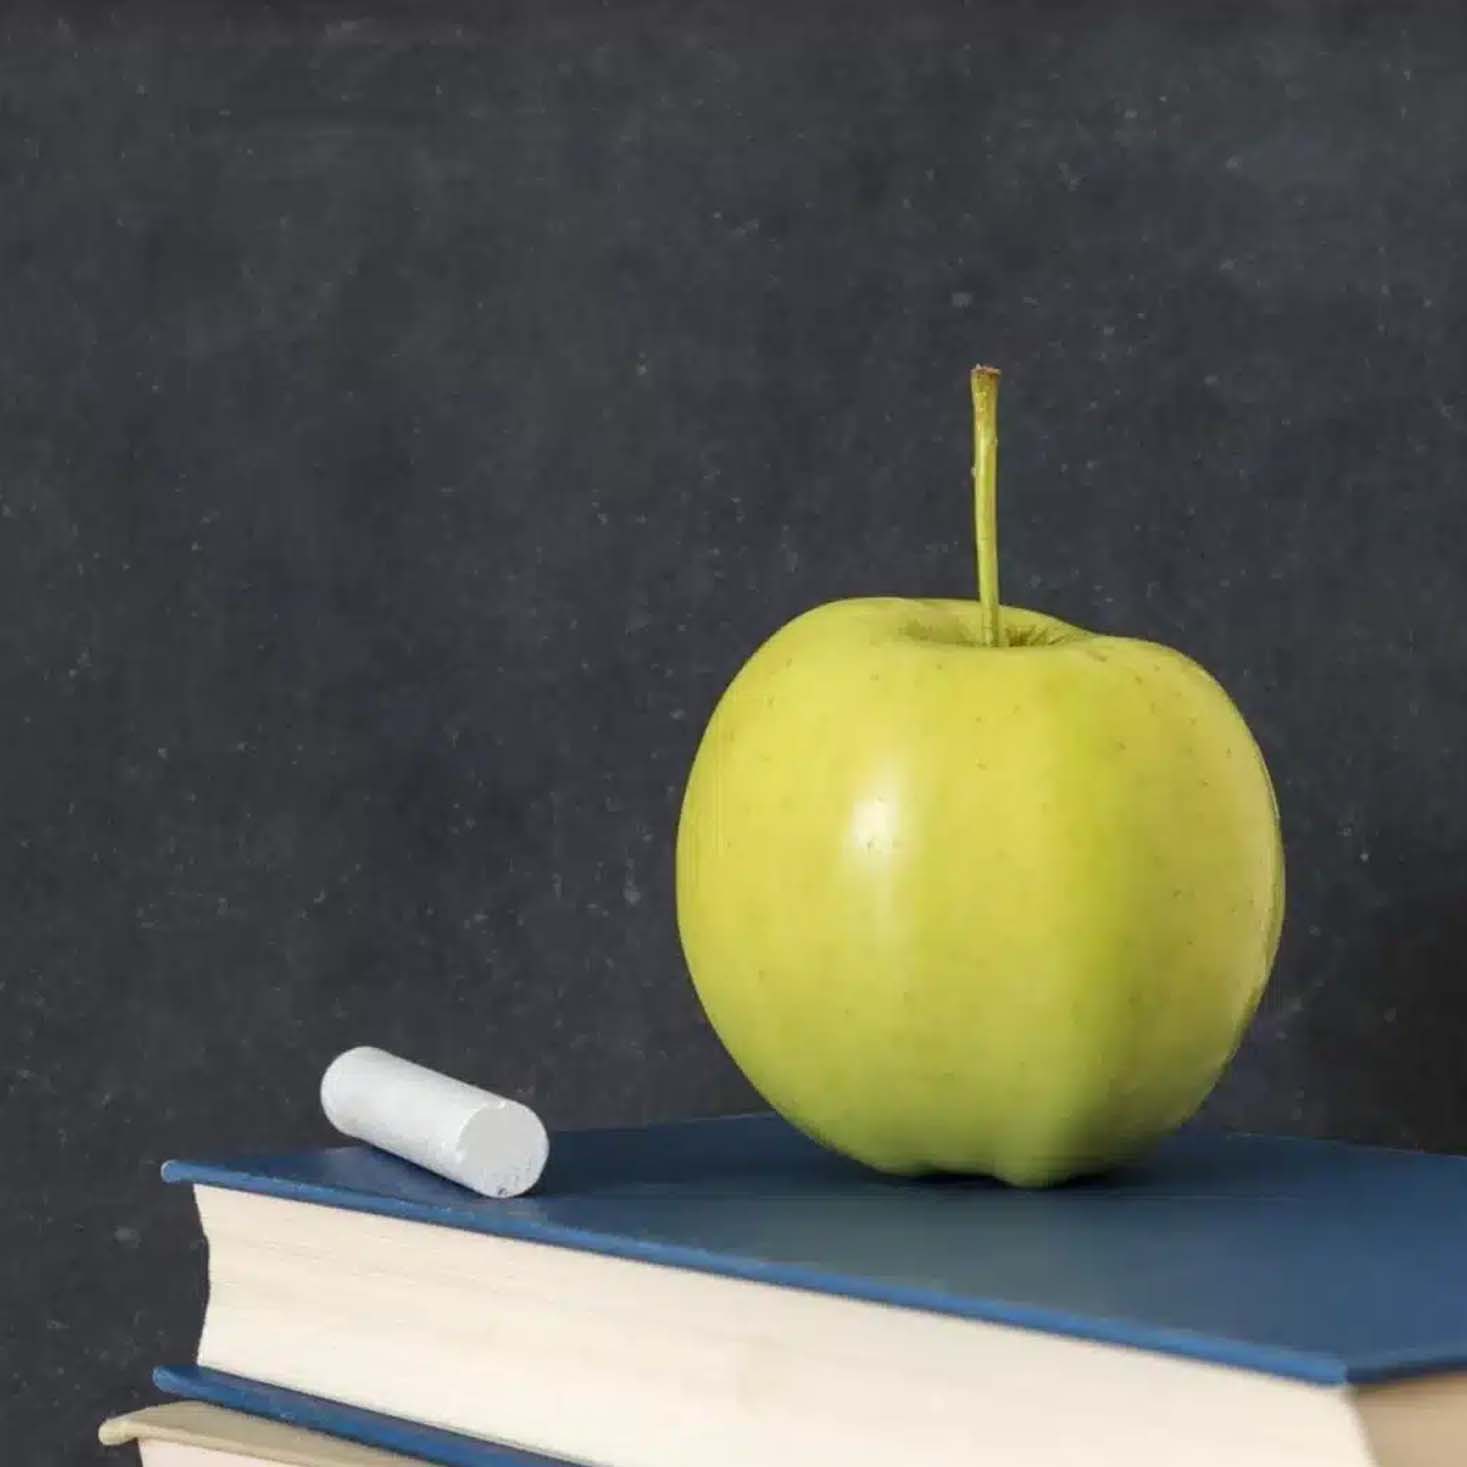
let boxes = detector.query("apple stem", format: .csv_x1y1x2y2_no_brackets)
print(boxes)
971,365,1006,648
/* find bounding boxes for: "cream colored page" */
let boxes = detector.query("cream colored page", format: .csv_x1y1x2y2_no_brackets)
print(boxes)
99,1404,424,1467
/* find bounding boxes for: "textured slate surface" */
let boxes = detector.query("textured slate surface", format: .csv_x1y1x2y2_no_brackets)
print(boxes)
2,2,1466,1460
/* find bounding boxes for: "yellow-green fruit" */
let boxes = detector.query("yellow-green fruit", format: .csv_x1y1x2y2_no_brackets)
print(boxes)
676,597,1284,1186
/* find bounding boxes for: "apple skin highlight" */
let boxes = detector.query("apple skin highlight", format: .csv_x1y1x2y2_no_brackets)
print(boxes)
675,374,1284,1187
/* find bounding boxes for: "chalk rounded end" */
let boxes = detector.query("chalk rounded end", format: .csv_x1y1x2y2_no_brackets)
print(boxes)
458,1098,550,1197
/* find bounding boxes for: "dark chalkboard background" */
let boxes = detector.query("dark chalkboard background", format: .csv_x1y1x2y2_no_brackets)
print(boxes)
4,1,1466,1459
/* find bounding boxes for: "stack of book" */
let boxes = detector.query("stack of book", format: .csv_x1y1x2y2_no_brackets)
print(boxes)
103,1113,1467,1466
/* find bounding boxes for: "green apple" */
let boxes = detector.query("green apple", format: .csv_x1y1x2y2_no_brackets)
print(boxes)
676,368,1283,1186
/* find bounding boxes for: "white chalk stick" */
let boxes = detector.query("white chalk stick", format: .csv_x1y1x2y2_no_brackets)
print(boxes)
320,1047,549,1198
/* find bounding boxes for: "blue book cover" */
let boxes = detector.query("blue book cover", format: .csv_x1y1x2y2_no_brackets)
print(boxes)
152,1367,577,1467
161,1112,1467,1393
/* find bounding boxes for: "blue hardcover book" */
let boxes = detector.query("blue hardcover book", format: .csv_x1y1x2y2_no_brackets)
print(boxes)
159,1114,1467,1467
151,1368,578,1467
